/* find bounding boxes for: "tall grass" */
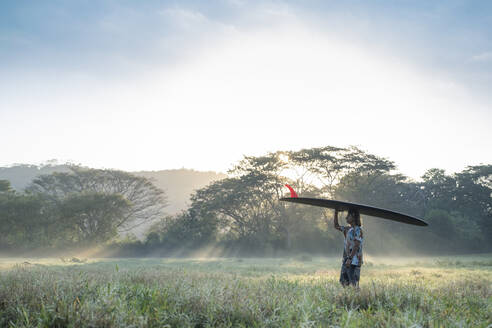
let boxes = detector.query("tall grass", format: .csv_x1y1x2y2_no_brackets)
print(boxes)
0,257,490,327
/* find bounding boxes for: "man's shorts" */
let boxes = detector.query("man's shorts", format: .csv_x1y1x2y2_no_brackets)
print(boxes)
340,263,361,286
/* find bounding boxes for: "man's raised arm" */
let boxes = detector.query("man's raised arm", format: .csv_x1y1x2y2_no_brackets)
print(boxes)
334,209,342,231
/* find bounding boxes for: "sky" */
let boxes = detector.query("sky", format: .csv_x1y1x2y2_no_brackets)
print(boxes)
1,0,491,180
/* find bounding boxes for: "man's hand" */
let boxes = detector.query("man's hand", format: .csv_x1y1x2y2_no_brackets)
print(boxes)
344,257,352,267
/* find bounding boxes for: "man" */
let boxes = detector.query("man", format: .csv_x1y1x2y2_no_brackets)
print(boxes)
334,208,363,287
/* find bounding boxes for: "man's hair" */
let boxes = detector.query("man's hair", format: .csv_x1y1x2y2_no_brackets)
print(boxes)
348,208,362,226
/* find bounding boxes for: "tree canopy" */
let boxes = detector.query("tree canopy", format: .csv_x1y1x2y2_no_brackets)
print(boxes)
27,166,167,231
147,147,491,256
0,167,167,251
1,148,490,256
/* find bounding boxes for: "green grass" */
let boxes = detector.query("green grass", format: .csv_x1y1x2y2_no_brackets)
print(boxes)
0,256,491,327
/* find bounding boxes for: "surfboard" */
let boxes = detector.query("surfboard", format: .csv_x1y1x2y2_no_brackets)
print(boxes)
280,197,428,226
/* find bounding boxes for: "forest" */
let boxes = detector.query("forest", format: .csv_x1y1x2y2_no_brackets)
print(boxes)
1,146,490,256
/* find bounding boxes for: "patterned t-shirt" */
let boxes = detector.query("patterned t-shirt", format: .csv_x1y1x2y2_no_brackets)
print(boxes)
340,225,364,266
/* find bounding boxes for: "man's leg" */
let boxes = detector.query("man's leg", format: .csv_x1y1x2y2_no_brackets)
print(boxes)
347,265,361,287
339,263,350,286
353,265,361,287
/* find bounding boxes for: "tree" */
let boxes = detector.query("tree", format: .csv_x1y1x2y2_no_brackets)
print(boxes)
187,152,330,253
288,146,396,197
27,166,167,231
146,210,218,253
59,192,130,244
190,175,276,249
0,180,12,193
333,172,433,254
454,165,492,232
420,168,457,210
335,172,422,215
0,192,48,248
416,166,491,252
0,191,131,248
144,149,489,255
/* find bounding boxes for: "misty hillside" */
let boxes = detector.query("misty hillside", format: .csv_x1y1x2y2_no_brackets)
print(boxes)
0,164,226,215
0,163,71,190
134,169,227,214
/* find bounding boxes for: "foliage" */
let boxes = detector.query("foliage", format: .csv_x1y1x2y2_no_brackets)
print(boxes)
0,192,48,249
1,147,490,255
146,210,218,253
0,191,132,249
0,180,12,193
143,147,491,256
287,146,396,196
58,192,131,244
420,165,492,252
0,167,167,249
27,166,167,231
181,153,329,254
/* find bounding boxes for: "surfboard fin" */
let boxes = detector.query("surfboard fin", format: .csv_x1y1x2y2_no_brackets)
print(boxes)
285,184,298,198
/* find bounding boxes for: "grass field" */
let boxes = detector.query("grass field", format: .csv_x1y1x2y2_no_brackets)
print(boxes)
0,255,491,327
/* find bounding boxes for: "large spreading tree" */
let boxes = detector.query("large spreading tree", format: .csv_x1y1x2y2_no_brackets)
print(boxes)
27,166,167,232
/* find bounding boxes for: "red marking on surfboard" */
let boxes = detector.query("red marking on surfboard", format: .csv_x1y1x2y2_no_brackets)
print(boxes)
285,184,298,198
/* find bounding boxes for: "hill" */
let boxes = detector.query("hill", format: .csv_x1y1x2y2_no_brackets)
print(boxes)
0,163,226,215
134,169,227,214
0,163,71,190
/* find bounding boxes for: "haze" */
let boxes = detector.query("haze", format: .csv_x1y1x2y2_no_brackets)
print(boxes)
1,1,491,179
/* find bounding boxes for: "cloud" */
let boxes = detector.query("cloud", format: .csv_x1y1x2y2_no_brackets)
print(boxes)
223,0,246,7
1,1,491,177
160,8,209,26
0,2,244,78
258,3,294,18
468,52,492,63
160,7,238,35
